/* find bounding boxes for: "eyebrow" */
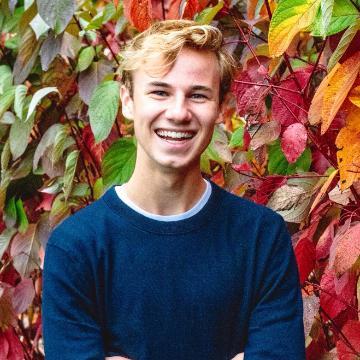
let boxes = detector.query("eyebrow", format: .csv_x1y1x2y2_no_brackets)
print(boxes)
147,81,213,93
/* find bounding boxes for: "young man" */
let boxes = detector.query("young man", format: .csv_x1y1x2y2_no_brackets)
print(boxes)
43,20,305,360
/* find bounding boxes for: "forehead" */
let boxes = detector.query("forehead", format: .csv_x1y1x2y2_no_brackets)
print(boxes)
132,48,221,90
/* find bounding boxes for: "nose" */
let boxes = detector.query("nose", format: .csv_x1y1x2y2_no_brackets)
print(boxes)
164,94,191,123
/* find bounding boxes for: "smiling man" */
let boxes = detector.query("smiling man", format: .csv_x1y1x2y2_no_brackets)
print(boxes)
42,20,305,360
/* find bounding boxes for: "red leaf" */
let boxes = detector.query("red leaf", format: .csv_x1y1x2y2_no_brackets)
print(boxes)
319,268,355,319
294,237,316,284
311,148,331,174
123,0,152,31
316,219,336,261
35,193,55,212
280,123,308,163
3,328,24,360
80,124,105,169
251,175,286,205
151,0,183,19
12,278,35,314
272,69,311,126
336,320,360,360
182,0,209,19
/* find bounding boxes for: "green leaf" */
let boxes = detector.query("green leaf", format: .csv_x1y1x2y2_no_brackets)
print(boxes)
328,19,360,71
229,126,244,148
52,125,69,164
0,112,15,125
14,85,28,119
1,140,11,172
89,80,120,143
0,86,16,119
320,0,334,37
93,177,104,199
9,115,34,160
311,0,359,36
29,13,50,39
4,197,17,228
37,0,76,34
26,87,59,121
0,228,16,260
63,150,79,200
268,140,312,175
102,137,136,188
15,198,29,233
195,1,224,24
77,46,95,72
86,3,116,30
0,65,13,94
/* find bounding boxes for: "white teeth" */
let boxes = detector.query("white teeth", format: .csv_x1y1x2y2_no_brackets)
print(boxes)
156,130,194,139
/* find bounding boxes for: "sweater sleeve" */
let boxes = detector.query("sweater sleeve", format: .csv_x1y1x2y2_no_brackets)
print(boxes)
244,218,305,359
42,240,105,360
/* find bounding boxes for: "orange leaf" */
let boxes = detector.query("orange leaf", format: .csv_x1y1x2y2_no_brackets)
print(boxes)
308,63,340,125
349,85,360,108
123,0,152,31
247,0,258,20
321,51,360,134
182,0,209,19
336,106,360,190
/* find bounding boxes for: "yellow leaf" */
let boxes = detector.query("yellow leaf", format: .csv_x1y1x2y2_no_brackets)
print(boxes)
349,85,360,108
309,62,340,125
336,106,360,190
321,51,360,134
309,169,338,213
268,0,320,57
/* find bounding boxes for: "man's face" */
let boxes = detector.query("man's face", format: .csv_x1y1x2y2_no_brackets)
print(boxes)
120,47,222,173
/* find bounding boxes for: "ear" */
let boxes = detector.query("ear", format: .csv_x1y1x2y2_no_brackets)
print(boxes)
215,102,225,124
120,85,134,119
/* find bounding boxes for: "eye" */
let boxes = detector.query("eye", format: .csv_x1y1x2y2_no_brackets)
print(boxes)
150,90,168,97
191,93,208,100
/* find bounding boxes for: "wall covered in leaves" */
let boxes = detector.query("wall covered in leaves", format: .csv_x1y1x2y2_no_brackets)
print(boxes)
0,0,359,358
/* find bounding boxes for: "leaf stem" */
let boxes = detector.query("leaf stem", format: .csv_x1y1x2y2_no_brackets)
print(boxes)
99,29,120,66
161,0,166,20
234,80,302,94
264,0,273,20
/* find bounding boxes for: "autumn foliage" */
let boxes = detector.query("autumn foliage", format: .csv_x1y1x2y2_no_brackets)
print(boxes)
0,0,360,358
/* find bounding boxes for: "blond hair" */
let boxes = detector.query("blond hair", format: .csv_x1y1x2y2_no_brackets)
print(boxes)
120,20,236,103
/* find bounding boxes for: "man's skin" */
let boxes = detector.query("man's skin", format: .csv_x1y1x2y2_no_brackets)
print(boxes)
106,47,244,359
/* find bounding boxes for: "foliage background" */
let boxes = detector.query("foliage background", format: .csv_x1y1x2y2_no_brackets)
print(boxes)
0,0,360,358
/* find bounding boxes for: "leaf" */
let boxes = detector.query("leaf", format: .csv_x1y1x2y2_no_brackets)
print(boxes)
272,69,311,126
281,123,308,163
229,126,244,148
52,125,70,164
195,1,223,24
294,237,316,283
320,0,334,37
26,87,59,121
316,219,337,260
0,328,24,359
14,85,27,119
78,60,114,105
310,168,338,213
303,294,320,337
249,121,281,150
327,19,360,71
0,86,16,119
29,13,50,39
308,63,340,125
77,46,95,72
349,85,360,108
36,0,76,34
13,27,41,84
182,0,210,19
331,222,360,277
12,278,35,314
39,31,62,71
89,80,120,143
123,0,152,31
15,198,29,234
63,150,79,201
102,137,137,188
0,228,16,260
268,0,320,57
311,0,359,36
321,51,360,134
268,140,312,175
9,115,34,160
267,177,317,223
336,320,360,360
0,285,17,330
336,107,360,190
0,65,13,94
10,224,40,278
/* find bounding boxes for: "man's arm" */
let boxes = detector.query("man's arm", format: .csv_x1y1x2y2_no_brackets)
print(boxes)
244,218,305,359
42,241,105,359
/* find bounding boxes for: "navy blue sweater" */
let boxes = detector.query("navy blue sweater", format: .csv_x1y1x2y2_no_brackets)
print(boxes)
42,182,305,359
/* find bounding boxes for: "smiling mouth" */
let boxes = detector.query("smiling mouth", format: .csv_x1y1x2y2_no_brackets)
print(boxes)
155,129,196,141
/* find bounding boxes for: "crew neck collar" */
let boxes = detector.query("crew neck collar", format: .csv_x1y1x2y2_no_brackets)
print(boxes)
102,180,223,235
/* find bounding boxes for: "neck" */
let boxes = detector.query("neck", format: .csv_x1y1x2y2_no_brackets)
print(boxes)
124,162,206,216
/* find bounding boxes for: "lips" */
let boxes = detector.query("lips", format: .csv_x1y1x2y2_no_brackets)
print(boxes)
155,129,196,141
